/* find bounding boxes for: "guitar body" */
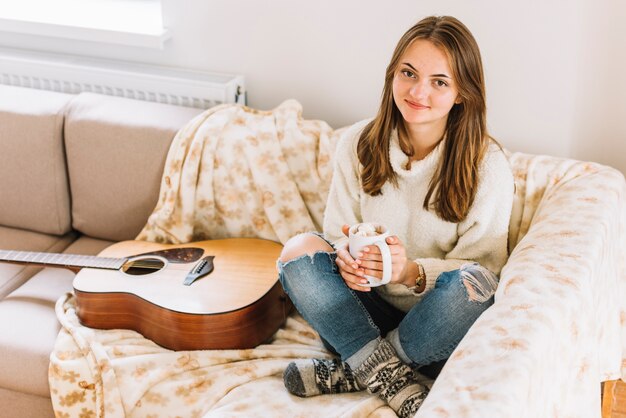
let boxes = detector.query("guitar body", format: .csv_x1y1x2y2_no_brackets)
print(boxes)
72,238,291,351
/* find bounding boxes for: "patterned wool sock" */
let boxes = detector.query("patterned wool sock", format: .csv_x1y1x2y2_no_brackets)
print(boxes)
283,358,363,397
353,339,429,418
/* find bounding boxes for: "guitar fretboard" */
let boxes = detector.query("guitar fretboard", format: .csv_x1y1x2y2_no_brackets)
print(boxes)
0,250,126,270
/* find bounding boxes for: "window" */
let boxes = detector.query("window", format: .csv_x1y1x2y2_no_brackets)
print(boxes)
0,0,170,49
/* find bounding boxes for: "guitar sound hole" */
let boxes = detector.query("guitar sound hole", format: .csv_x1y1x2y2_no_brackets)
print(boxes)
122,257,166,276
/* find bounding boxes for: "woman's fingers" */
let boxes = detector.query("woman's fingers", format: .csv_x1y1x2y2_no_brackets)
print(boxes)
344,248,385,279
343,273,371,292
336,250,371,292
336,255,365,280
355,258,384,272
336,249,358,271
339,267,371,291
361,243,403,257
386,235,398,245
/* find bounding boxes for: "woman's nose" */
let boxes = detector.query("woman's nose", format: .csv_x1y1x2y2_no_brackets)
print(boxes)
409,81,429,99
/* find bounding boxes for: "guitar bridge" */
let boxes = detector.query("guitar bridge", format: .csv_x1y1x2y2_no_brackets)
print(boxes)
183,256,215,286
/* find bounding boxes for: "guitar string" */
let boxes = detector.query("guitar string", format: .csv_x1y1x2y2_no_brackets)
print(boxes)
1,252,170,270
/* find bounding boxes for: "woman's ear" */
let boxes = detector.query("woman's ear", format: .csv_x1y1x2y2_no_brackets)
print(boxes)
454,95,463,104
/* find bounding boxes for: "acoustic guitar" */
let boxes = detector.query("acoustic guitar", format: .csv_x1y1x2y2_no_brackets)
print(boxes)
0,238,292,351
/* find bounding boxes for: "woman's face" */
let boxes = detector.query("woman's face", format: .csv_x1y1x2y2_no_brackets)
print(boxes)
392,39,460,134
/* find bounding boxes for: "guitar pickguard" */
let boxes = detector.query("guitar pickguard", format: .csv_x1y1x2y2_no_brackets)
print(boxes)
133,247,204,264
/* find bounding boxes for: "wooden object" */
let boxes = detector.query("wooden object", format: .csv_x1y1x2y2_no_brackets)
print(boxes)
603,379,626,418
0,238,291,350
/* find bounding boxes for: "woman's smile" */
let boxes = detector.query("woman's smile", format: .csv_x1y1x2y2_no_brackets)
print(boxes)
404,100,430,110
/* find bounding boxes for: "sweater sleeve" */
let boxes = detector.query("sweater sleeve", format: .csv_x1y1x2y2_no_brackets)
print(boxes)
322,120,370,249
380,147,515,309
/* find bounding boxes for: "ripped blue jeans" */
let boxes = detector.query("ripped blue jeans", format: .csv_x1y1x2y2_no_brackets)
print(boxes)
277,237,497,369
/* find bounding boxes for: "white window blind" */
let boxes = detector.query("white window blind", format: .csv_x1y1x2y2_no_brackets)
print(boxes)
0,0,170,49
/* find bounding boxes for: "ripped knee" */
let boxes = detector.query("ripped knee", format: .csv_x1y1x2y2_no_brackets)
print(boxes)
279,233,334,264
459,263,499,303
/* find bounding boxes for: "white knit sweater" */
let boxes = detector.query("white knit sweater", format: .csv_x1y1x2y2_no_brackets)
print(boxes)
323,119,514,312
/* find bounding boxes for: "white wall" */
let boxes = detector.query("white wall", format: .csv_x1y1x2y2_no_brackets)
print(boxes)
3,0,625,173
570,0,626,175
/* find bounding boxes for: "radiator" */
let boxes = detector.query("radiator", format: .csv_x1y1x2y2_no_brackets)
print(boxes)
0,47,246,109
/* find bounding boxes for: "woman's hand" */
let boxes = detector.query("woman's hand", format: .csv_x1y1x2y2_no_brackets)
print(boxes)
335,224,415,291
356,234,415,287
335,224,373,292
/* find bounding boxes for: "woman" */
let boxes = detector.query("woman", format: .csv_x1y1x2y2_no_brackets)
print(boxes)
277,15,514,417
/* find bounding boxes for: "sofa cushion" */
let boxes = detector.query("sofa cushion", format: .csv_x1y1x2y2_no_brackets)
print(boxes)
0,225,76,298
64,93,202,242
0,85,73,235
0,387,54,418
0,236,113,398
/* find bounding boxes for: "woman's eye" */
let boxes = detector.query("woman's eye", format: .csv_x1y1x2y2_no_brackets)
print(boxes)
434,79,448,87
401,70,416,78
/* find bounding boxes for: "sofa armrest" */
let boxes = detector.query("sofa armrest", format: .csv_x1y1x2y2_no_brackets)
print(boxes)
416,162,626,418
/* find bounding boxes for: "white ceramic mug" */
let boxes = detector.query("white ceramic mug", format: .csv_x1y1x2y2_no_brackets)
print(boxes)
348,223,392,287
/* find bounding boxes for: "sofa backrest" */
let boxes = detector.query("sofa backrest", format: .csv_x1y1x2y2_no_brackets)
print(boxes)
0,85,74,236
63,93,202,242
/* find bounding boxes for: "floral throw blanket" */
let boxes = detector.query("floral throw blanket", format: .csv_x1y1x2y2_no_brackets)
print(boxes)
50,296,397,417
50,101,626,417
135,99,343,245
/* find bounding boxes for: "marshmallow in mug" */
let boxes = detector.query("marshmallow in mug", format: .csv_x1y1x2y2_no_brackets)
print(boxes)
352,222,382,237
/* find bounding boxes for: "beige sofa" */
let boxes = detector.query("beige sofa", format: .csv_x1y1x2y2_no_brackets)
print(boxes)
0,84,202,417
1,84,625,418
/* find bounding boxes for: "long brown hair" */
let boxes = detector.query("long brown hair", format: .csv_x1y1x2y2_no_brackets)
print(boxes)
357,16,490,223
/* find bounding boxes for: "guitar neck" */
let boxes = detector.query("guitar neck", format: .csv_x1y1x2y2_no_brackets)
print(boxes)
0,250,126,271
